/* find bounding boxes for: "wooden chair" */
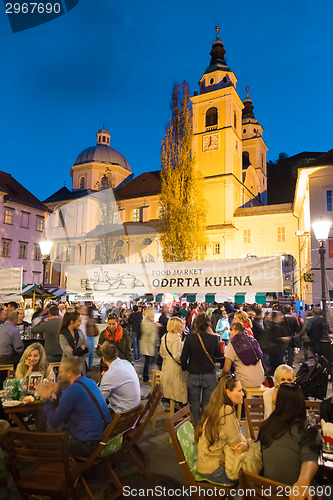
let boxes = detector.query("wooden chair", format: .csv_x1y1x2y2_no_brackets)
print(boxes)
73,404,143,500
151,369,177,435
166,406,233,499
121,384,162,477
238,469,290,499
244,397,265,439
305,400,321,428
6,428,81,499
237,386,266,421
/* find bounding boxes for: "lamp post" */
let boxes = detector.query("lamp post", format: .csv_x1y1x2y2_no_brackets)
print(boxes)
312,220,332,358
39,240,53,292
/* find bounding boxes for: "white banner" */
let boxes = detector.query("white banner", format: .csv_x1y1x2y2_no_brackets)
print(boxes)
67,257,283,296
0,267,22,295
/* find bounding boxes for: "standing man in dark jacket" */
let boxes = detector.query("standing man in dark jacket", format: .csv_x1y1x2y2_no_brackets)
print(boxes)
128,305,142,361
307,308,324,356
211,304,223,332
31,305,62,362
284,305,300,368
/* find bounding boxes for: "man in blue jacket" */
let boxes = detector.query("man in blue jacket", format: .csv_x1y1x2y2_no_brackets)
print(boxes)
37,356,111,456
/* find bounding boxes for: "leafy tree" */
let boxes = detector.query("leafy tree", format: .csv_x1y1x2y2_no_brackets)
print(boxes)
160,81,207,262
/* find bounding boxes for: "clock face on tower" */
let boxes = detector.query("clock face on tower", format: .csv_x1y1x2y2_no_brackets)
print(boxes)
203,133,218,152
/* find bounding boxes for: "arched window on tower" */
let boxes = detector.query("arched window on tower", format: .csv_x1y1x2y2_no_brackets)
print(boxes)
101,175,108,190
234,111,237,130
242,152,250,169
79,177,85,190
205,107,218,127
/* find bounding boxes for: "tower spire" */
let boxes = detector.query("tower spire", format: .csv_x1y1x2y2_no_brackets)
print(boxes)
203,26,230,74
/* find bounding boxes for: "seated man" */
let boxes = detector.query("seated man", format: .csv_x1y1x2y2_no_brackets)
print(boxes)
37,356,111,457
99,343,141,413
0,311,24,365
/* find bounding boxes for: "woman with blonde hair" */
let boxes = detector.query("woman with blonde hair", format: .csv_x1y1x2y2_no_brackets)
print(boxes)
195,374,247,485
140,307,157,383
234,311,253,336
263,364,295,419
160,317,187,404
15,342,54,380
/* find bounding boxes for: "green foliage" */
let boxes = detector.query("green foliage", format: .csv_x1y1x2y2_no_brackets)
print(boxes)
160,82,207,262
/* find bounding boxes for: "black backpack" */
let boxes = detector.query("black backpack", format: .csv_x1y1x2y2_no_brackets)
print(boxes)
296,355,329,400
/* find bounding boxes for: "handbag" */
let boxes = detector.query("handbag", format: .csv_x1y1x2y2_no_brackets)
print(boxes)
224,440,263,480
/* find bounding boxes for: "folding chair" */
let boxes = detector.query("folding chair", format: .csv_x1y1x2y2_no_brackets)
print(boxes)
6,428,80,499
166,406,233,499
121,384,162,477
244,397,265,439
74,404,143,500
238,469,290,499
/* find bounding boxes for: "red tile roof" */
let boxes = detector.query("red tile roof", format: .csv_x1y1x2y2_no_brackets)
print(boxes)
0,171,50,212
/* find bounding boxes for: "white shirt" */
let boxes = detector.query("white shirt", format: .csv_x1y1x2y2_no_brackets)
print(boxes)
99,357,141,413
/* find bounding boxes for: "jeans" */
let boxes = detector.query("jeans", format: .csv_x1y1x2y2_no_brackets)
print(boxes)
66,433,99,457
201,465,236,486
132,333,140,360
188,372,217,425
86,336,95,369
287,344,295,367
269,353,284,374
143,355,154,382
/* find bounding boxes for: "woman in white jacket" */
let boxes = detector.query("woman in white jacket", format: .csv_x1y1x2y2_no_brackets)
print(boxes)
160,317,187,404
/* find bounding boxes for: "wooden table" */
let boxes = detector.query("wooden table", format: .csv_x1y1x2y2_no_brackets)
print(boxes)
3,400,54,431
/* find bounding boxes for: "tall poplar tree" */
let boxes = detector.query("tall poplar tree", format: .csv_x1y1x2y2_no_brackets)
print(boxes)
160,81,207,262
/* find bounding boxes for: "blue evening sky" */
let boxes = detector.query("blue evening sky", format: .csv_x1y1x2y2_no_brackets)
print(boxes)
0,0,333,201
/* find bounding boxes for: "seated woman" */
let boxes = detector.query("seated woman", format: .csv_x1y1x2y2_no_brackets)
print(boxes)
15,342,54,380
96,313,132,371
58,310,89,374
263,364,295,419
259,383,321,497
195,374,247,485
223,322,265,389
159,317,187,405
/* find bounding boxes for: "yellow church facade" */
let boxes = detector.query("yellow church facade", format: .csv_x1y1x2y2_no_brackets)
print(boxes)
44,28,329,302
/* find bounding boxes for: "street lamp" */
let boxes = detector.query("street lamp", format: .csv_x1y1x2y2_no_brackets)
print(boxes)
39,240,53,291
312,220,332,353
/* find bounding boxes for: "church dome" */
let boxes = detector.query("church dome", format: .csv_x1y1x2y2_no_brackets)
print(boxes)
74,128,131,172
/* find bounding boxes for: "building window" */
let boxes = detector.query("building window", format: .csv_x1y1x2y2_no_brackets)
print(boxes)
243,229,251,244
141,253,155,263
34,244,41,261
79,177,85,190
36,216,44,232
234,111,237,130
18,241,28,259
94,245,101,262
210,78,214,85
327,190,332,211
277,227,286,242
213,243,220,255
242,152,250,169
133,208,140,222
142,238,152,246
20,211,30,228
4,207,14,225
102,136,106,142
328,239,333,259
112,211,120,224
32,271,41,285
101,175,108,190
205,107,218,127
2,239,11,257
66,246,72,261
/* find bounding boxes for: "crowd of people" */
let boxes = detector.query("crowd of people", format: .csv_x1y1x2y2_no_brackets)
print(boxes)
0,297,330,497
